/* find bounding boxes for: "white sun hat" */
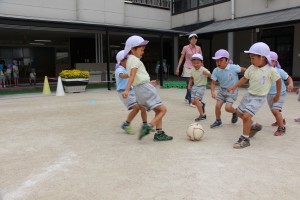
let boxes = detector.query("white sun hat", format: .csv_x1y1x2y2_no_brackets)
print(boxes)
115,50,125,69
244,42,272,65
188,33,198,39
212,49,230,60
191,53,203,60
269,51,281,68
124,35,149,57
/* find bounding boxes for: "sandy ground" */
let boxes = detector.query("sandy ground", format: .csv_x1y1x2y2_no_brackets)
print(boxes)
1,87,300,200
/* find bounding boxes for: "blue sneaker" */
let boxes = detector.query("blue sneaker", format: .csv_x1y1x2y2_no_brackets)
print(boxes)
210,120,222,128
195,114,206,122
231,113,238,124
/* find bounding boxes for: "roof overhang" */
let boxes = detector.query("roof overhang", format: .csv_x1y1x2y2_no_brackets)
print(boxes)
0,15,187,36
193,6,300,34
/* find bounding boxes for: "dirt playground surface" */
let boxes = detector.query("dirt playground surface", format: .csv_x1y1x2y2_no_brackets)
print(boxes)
1,88,300,200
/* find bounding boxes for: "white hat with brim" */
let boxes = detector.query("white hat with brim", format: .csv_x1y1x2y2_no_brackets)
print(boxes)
191,53,203,61
188,33,198,39
244,42,272,65
124,35,149,58
212,49,230,60
269,51,281,68
115,50,125,69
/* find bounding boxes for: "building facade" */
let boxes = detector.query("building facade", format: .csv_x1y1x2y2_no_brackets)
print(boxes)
0,0,179,85
172,0,300,79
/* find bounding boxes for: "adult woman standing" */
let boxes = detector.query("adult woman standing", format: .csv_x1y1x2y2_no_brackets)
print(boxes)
176,33,202,107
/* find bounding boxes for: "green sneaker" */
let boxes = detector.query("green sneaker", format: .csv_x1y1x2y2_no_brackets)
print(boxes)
138,124,153,140
153,131,173,141
122,125,136,135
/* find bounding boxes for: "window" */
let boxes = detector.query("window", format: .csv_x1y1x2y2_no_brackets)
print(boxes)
172,0,229,15
124,0,171,9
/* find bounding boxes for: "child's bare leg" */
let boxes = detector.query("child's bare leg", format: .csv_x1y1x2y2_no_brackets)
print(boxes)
150,105,167,127
193,98,203,115
139,105,147,123
225,104,236,113
242,112,252,136
215,101,223,119
272,109,284,127
126,105,140,123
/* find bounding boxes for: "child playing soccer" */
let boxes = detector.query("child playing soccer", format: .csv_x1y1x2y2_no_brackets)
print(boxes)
115,50,147,135
227,42,281,149
210,49,246,128
187,53,211,122
122,35,173,141
267,51,293,136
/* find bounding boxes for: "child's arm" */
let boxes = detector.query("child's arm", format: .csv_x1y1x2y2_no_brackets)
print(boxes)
188,77,193,90
227,77,248,92
150,80,159,87
286,76,294,92
119,73,129,79
210,80,217,99
203,70,211,79
273,79,282,103
122,68,137,99
176,54,185,76
240,67,247,73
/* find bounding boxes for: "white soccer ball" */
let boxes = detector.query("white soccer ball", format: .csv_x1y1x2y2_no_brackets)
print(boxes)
186,123,204,141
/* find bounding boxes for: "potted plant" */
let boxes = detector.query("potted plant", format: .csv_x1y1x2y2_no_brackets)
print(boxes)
60,69,90,93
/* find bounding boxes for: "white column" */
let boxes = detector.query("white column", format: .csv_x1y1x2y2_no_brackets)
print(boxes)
228,32,234,61
173,36,178,75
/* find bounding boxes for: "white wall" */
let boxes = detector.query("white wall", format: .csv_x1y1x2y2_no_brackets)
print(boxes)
0,0,76,20
124,4,171,29
235,0,300,18
171,0,300,29
0,0,171,30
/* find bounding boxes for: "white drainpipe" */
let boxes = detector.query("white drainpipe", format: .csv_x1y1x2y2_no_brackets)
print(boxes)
231,0,235,20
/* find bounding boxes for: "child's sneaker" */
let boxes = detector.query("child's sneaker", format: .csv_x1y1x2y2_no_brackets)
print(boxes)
138,124,153,140
271,119,286,126
154,131,173,141
184,99,189,104
210,120,222,128
294,118,300,122
233,135,250,149
202,102,206,113
195,114,206,122
121,124,136,135
249,123,263,138
231,113,238,124
274,126,286,136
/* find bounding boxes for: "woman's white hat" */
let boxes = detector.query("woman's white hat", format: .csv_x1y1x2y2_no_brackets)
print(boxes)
188,33,198,39
244,42,272,65
124,35,149,57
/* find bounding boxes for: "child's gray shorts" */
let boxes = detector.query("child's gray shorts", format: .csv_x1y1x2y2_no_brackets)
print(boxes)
118,90,138,110
217,87,238,105
267,92,286,111
191,85,206,101
134,82,162,111
237,92,266,116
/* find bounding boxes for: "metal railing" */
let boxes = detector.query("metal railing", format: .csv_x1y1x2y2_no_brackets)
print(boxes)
124,0,171,9
172,0,229,15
